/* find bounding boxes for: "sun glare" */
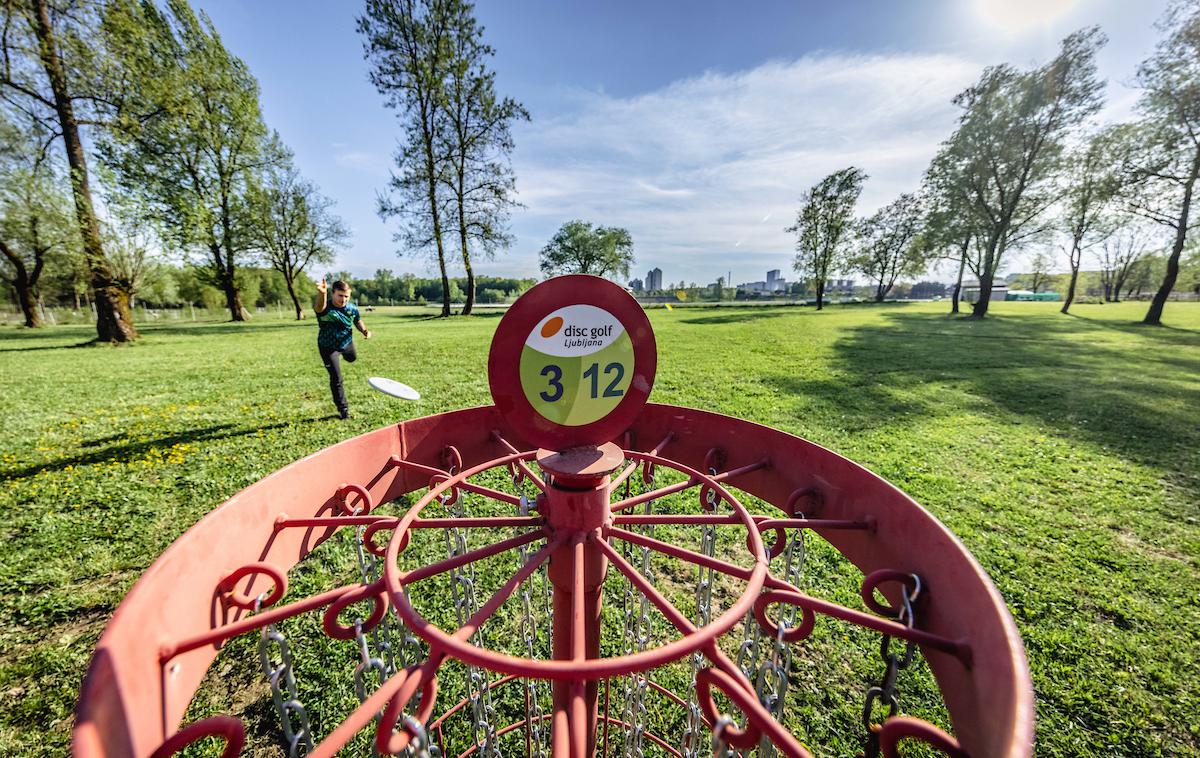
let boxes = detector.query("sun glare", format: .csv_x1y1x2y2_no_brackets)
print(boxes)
976,0,1080,33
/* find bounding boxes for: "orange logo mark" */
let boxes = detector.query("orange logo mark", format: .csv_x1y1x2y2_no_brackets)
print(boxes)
540,316,564,338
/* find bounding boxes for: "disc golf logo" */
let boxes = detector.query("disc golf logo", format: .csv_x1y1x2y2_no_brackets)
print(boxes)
520,304,634,426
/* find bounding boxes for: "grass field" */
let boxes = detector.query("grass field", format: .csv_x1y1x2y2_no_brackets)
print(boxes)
1,300,1198,757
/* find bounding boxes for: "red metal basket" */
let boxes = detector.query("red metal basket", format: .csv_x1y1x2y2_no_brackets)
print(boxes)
74,403,1033,758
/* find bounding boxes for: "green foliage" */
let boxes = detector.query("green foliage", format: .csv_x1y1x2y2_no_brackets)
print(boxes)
538,220,635,279
927,28,1106,317
786,167,867,309
0,114,80,317
1115,2,1200,323
101,0,276,318
849,192,928,301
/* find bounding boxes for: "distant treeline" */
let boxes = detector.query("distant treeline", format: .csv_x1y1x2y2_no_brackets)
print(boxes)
323,271,537,306
32,265,538,313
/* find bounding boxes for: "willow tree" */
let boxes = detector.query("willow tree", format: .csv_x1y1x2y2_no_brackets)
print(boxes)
102,0,273,321
929,28,1105,318
1058,129,1122,313
850,192,927,302
922,150,985,314
0,0,136,340
1118,3,1200,325
0,113,78,326
786,167,866,311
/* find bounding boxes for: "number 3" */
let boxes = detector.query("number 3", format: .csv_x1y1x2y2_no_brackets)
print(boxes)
540,364,564,402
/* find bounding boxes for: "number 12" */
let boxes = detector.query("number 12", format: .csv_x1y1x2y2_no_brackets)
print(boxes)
583,362,624,399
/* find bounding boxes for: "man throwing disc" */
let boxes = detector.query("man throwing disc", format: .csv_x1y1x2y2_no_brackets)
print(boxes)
315,278,371,419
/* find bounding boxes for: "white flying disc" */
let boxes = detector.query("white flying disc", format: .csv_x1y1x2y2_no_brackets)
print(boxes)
368,376,421,401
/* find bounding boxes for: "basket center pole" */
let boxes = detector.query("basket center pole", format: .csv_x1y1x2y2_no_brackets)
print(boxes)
537,443,624,758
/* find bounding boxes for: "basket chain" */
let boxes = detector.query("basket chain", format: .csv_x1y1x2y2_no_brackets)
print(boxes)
257,597,314,757
681,468,720,758
620,467,656,758
861,575,922,758
516,470,550,758
443,472,502,758
750,521,807,757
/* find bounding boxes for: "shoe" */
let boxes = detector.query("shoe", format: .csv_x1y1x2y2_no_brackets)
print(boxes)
339,408,351,420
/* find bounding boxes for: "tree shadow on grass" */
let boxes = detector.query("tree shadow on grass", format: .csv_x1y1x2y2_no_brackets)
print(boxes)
680,309,798,326
5,419,321,480
0,339,98,352
764,311,1200,503
137,321,304,338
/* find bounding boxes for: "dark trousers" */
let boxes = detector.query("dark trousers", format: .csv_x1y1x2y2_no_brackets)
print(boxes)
319,342,357,412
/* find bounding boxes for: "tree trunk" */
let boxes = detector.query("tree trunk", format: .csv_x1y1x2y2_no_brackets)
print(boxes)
285,275,303,320
32,0,137,343
460,233,475,315
15,281,41,328
951,237,968,315
1061,242,1081,314
971,272,995,319
971,236,1003,319
874,281,885,302
424,170,451,317
0,241,42,327
455,173,475,315
1143,149,1197,325
815,281,825,311
216,262,245,322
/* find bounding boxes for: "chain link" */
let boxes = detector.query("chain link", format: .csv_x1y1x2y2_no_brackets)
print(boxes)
440,471,502,758
861,575,922,758
747,524,806,757
681,469,720,758
515,469,550,758
257,597,313,757
617,466,655,758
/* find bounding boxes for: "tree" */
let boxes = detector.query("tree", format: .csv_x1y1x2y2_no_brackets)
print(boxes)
102,0,275,322
850,192,927,302
360,0,457,317
250,155,348,319
1116,2,1200,325
1027,249,1055,293
0,113,77,326
1058,129,1122,312
439,0,527,315
931,28,1105,318
1,0,138,340
922,153,986,315
786,167,866,310
538,220,634,279
1097,223,1152,301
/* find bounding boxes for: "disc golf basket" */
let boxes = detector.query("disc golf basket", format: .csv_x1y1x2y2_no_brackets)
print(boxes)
75,276,1033,758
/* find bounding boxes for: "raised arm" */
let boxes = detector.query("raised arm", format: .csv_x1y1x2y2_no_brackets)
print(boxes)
314,278,327,315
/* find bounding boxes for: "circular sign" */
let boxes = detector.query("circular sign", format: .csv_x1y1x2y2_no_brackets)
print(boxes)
488,275,656,450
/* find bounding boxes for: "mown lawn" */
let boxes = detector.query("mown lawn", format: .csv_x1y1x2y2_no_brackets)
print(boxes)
1,300,1197,757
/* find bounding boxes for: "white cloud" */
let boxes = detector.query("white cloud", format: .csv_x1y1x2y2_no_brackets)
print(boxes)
507,53,982,284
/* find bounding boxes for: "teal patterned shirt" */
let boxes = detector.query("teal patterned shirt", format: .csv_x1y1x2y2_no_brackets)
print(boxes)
316,302,360,350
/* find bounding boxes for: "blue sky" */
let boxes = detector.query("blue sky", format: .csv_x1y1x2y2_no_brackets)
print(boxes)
193,0,1171,285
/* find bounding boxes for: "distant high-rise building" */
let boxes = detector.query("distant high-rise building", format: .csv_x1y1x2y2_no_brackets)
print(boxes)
767,269,781,283
628,278,644,292
646,267,663,291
